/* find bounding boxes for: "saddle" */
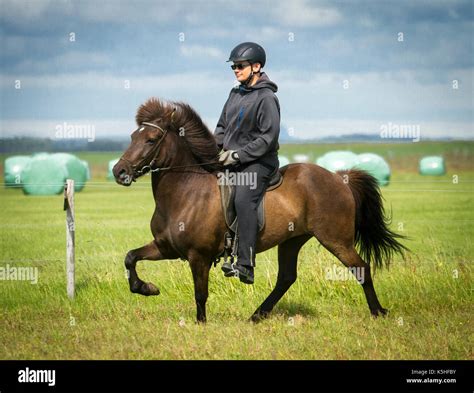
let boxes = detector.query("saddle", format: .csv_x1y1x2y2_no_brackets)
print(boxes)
218,167,283,233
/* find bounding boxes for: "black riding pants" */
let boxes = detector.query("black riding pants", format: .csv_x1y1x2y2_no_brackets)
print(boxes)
232,160,277,267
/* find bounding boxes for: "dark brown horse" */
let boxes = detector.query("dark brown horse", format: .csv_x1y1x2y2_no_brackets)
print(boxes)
113,98,406,323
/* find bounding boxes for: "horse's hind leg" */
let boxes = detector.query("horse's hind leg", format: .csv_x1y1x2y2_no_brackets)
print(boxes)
251,235,311,322
125,241,162,296
327,245,387,317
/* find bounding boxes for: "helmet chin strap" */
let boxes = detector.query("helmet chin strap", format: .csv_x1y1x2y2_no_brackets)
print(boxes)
242,63,261,87
243,70,254,86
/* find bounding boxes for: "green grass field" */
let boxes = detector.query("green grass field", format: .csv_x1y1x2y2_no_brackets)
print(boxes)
0,142,472,360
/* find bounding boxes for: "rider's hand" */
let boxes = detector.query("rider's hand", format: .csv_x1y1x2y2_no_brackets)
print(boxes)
218,150,239,166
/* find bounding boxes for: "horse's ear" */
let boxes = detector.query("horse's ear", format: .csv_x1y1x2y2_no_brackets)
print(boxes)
170,106,178,123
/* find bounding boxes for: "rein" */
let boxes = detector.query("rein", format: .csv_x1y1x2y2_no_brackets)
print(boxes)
120,122,220,176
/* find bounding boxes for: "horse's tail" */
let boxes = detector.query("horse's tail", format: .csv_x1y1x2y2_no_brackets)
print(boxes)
338,169,408,270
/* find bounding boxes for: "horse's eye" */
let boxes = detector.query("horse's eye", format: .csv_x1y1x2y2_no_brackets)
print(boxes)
146,139,157,145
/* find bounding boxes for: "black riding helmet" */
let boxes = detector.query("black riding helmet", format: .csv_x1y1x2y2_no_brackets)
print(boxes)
227,42,266,68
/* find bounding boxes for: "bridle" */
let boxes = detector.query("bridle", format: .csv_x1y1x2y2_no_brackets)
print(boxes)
119,122,169,176
119,121,220,177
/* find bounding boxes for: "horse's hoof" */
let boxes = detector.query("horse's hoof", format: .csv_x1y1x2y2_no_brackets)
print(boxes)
143,282,160,296
250,312,268,323
371,308,388,318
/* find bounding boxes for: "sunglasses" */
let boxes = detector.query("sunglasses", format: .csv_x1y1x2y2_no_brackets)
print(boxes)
231,63,251,70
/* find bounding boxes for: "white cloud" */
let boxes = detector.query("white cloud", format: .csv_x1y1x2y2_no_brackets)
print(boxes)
272,0,343,27
272,68,473,113
179,45,225,59
242,26,287,42
75,1,186,23
0,0,207,27
0,0,55,21
195,27,234,39
0,71,233,91
13,51,112,73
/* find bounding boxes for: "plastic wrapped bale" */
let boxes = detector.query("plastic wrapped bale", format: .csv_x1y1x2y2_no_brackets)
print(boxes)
32,152,50,158
355,153,391,186
278,155,290,167
4,155,31,188
50,153,88,191
22,155,67,195
30,152,50,162
107,158,120,180
293,153,310,163
419,156,446,176
316,151,360,172
81,160,91,180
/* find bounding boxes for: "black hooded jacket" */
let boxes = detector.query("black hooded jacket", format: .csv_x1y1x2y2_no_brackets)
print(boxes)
214,72,280,166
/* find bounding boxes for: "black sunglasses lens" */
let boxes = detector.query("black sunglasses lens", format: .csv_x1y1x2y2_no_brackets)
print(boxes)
231,63,247,70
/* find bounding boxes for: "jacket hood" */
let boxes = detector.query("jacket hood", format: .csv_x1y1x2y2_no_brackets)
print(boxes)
239,72,278,93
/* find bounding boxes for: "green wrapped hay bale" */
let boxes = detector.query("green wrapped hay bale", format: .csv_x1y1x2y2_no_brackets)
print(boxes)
4,155,31,187
50,153,88,191
107,158,120,180
419,156,446,176
22,156,67,195
81,160,91,180
355,153,391,186
316,151,360,172
31,152,50,160
278,155,290,167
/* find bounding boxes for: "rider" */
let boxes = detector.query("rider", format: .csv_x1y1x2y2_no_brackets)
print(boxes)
215,42,280,284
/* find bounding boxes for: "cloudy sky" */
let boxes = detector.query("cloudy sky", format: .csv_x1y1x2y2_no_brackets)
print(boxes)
0,0,473,140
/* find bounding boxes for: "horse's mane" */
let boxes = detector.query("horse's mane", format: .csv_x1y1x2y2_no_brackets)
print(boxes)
136,98,220,172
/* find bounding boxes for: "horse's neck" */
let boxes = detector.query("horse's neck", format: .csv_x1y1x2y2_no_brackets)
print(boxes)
151,146,215,202
162,134,198,168
151,170,215,209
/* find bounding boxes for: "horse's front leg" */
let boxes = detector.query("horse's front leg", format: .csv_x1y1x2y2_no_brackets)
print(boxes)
125,240,162,296
189,254,211,323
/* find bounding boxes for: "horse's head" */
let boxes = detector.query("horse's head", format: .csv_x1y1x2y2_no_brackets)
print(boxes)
113,108,176,186
114,98,221,186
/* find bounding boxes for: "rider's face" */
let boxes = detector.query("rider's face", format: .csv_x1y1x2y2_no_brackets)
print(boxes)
233,62,261,83
233,62,251,82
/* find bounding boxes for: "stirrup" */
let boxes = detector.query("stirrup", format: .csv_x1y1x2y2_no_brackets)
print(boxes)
221,259,237,277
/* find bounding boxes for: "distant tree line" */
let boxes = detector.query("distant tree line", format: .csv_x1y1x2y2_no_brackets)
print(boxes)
0,137,129,153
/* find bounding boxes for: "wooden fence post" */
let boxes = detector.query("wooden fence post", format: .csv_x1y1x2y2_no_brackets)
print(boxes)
64,179,75,299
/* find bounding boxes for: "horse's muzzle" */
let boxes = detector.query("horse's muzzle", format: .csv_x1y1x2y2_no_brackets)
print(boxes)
113,160,135,186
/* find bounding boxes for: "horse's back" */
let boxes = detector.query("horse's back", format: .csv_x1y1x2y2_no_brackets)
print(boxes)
277,162,349,195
